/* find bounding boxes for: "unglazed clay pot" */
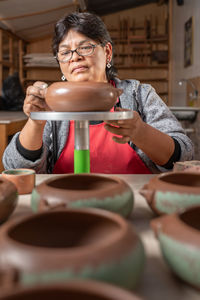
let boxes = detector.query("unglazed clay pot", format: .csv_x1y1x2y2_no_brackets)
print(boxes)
45,82,123,112
2,169,35,195
31,174,134,218
173,160,200,172
140,171,200,215
0,177,18,223
0,280,141,300
151,205,200,289
0,209,145,289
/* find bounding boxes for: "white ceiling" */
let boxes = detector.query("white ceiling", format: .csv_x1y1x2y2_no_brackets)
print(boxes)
0,0,82,41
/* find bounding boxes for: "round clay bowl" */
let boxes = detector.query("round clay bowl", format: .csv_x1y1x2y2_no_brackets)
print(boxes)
2,169,35,195
139,171,200,215
151,205,200,289
31,174,133,218
173,160,200,172
45,82,123,112
0,280,141,299
0,177,18,223
0,209,145,289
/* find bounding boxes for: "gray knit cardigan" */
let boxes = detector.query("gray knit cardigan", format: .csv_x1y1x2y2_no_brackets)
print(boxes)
3,78,194,173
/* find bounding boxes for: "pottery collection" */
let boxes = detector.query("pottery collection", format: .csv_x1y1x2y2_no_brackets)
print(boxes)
0,280,141,300
0,208,145,290
151,205,200,289
140,171,200,215
31,174,134,218
0,177,18,223
2,169,35,195
45,81,123,112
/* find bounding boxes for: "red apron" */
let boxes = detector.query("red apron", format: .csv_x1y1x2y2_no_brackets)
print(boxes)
53,112,151,174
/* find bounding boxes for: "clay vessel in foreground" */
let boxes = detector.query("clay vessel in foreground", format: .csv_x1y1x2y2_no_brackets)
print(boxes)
45,81,123,112
2,169,35,195
151,205,200,289
140,171,200,215
31,174,134,218
0,208,145,290
0,177,18,223
0,280,141,300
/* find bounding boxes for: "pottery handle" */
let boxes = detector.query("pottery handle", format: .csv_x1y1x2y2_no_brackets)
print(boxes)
139,184,154,204
40,199,66,211
150,215,168,238
0,266,20,289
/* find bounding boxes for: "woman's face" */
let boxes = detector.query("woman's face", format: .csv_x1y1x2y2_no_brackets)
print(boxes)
58,29,112,82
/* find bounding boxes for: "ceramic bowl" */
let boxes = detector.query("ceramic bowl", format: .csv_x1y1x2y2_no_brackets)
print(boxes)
0,280,141,300
173,160,200,172
45,81,123,112
140,171,200,215
2,169,35,195
31,174,134,218
151,205,200,289
0,177,18,223
0,208,145,289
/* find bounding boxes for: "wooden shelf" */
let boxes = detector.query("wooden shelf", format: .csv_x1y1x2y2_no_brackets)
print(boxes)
24,65,59,70
116,64,168,69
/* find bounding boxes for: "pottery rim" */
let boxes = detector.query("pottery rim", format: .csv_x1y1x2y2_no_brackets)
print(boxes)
2,208,134,254
2,169,36,176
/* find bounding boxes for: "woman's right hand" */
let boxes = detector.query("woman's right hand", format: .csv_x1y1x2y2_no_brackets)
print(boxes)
23,81,49,125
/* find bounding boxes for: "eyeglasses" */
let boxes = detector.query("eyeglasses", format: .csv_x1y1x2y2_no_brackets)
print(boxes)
56,43,101,63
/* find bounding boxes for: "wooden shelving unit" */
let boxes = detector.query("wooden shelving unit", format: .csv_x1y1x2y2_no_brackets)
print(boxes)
0,28,26,94
107,13,170,104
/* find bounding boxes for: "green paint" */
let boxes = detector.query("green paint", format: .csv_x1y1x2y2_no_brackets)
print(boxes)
68,190,134,218
158,232,200,287
155,191,200,214
74,149,90,174
20,239,145,290
2,170,34,175
31,189,40,212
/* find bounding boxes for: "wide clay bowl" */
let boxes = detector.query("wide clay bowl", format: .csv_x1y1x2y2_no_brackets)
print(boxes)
0,177,18,223
140,171,200,215
45,81,123,112
151,205,200,289
2,169,35,195
0,209,145,289
0,280,141,300
31,174,134,218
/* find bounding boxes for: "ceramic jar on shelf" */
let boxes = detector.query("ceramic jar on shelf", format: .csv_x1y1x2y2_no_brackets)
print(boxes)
0,177,18,223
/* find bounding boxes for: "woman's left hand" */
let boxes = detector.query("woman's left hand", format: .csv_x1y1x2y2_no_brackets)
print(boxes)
104,107,143,144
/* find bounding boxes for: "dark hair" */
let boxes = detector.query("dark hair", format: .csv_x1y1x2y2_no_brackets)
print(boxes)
52,12,117,80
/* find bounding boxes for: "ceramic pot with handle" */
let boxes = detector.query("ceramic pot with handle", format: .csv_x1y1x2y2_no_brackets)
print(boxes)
45,81,123,112
140,171,200,215
151,205,200,289
0,208,145,290
31,174,134,218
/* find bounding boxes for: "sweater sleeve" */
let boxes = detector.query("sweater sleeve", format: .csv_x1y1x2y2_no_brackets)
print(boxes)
2,121,52,173
135,83,194,172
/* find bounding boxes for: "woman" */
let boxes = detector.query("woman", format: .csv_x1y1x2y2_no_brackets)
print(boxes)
3,12,193,174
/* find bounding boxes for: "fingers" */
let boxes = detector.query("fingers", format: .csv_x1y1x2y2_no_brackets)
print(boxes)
104,123,131,140
112,136,131,144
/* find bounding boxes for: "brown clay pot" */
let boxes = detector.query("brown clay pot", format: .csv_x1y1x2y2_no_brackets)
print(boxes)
173,160,200,172
31,174,134,218
45,81,123,112
151,205,200,289
0,280,141,300
0,177,18,223
0,209,145,290
2,169,35,195
140,171,200,215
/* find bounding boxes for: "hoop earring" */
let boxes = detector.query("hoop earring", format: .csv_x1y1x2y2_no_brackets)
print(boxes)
61,75,66,81
107,61,111,68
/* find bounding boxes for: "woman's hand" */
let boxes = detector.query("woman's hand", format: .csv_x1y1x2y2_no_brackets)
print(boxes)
23,81,49,125
104,107,143,144
104,107,175,166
